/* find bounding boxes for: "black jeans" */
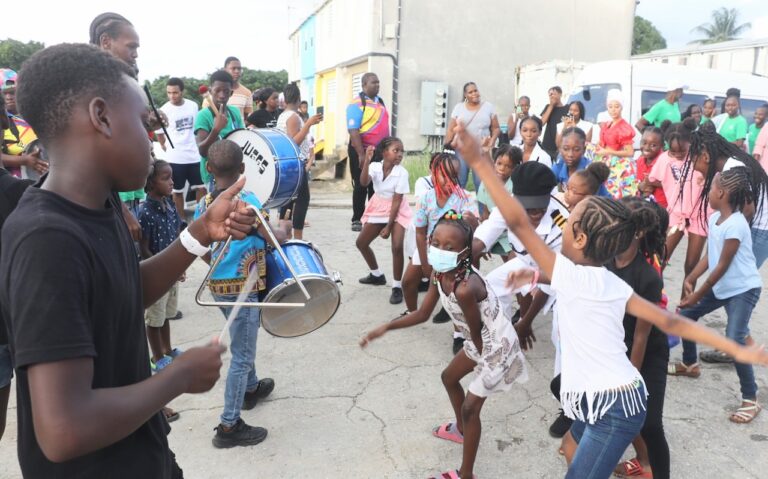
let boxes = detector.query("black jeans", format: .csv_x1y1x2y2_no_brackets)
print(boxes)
639,349,670,479
279,171,310,230
348,143,373,223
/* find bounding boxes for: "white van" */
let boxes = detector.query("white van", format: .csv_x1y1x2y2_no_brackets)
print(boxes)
567,60,768,129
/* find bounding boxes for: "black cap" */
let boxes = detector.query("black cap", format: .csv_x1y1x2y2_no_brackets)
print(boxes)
511,162,557,210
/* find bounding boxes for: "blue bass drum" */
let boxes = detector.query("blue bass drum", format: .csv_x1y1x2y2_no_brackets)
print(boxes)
263,240,341,337
225,128,304,209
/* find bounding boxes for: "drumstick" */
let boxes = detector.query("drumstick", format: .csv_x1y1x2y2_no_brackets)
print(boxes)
198,85,220,115
143,83,174,149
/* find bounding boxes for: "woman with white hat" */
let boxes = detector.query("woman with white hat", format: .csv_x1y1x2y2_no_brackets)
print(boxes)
596,89,638,198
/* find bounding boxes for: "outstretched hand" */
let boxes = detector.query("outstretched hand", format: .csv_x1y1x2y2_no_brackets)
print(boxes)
450,121,484,169
359,324,389,348
732,343,768,366
506,268,537,291
192,176,257,245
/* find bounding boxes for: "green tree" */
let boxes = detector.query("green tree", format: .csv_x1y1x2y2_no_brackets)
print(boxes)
239,68,288,92
0,39,45,71
690,7,751,44
633,16,667,55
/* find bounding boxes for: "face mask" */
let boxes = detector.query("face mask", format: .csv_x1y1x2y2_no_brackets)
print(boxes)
428,245,468,273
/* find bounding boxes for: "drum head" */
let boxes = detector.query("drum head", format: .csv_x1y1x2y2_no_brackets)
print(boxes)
225,129,277,207
261,276,340,338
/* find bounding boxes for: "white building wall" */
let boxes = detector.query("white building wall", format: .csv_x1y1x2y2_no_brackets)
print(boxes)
632,39,768,77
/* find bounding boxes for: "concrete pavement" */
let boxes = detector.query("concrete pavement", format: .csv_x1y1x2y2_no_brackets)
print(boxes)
1,182,767,478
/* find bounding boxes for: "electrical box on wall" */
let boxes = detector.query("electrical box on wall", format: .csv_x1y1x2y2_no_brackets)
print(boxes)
419,81,449,136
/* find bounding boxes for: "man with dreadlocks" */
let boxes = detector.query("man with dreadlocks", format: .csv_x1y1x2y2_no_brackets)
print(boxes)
89,12,168,241
673,121,768,366
401,151,478,354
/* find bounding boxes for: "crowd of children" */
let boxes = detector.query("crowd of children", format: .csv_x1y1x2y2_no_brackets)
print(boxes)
2,14,768,479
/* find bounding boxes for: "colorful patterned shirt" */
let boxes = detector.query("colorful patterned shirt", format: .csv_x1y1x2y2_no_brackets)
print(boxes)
194,190,267,295
346,94,390,147
414,189,479,236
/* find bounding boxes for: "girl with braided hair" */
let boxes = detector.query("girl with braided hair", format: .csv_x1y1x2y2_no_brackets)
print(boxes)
361,211,527,479
671,168,764,423
681,121,768,270
356,137,412,305
607,197,671,479
401,153,479,350
452,121,768,479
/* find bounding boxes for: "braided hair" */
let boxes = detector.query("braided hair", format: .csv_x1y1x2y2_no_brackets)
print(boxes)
371,136,402,163
719,167,752,213
89,12,132,45
430,152,466,199
574,197,651,264
432,210,474,283
681,121,767,226
620,197,667,262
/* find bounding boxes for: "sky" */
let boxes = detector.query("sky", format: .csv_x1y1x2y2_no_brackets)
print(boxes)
2,0,767,82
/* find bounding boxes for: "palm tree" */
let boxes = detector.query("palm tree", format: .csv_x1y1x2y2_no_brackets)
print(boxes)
690,7,751,44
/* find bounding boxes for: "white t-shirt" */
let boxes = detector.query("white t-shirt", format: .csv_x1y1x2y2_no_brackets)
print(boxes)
157,99,200,164
723,157,768,230
276,110,311,160
451,101,496,141
475,196,568,263
368,162,410,199
550,254,645,424
525,143,552,168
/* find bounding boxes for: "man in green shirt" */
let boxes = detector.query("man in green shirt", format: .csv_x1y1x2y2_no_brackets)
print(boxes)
635,80,686,130
194,70,244,186
747,105,767,154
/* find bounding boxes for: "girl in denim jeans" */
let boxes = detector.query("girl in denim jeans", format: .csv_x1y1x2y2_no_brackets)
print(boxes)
453,122,768,479
671,168,763,423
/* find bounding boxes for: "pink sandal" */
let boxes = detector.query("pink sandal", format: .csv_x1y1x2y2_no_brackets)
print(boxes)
614,458,652,478
429,470,477,479
432,422,464,444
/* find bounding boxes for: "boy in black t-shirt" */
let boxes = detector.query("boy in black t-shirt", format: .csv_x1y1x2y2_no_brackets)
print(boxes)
0,44,256,478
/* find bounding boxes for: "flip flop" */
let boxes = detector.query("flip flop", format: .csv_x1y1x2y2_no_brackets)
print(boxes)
700,350,734,363
429,470,477,479
614,458,652,478
432,422,464,444
667,361,700,378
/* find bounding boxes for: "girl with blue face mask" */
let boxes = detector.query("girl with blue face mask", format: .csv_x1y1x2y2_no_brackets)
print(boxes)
360,211,528,479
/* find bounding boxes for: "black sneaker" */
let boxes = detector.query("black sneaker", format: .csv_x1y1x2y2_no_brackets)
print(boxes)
510,309,521,325
452,337,465,355
433,307,451,324
359,273,387,285
243,378,275,410
417,280,430,292
212,418,268,448
389,287,403,304
549,409,573,438
167,311,183,321
351,221,362,232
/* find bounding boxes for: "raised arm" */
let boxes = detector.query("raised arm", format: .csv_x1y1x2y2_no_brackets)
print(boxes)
452,122,556,278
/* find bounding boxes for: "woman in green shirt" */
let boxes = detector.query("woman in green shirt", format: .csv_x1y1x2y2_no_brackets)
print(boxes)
717,95,748,148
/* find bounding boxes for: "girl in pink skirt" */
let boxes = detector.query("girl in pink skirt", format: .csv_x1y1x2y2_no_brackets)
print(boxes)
356,136,413,304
